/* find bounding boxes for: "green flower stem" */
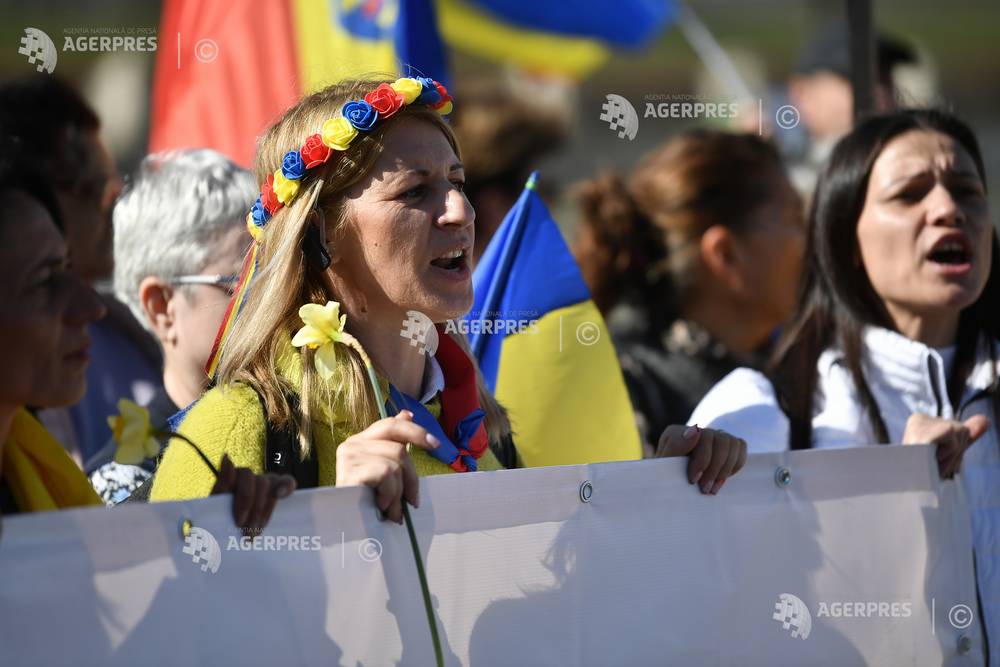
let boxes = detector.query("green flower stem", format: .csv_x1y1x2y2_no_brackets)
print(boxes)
347,338,443,667
367,364,388,419
402,501,444,667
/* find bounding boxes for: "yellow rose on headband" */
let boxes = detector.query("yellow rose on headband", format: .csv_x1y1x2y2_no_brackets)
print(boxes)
272,170,300,205
390,77,422,104
321,116,358,151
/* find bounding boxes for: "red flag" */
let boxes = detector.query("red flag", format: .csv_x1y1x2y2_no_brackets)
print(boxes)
149,0,300,167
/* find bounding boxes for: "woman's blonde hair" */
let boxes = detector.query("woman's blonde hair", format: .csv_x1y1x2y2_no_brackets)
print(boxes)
216,77,516,467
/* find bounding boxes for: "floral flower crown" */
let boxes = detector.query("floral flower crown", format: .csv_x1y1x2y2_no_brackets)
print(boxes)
244,76,453,241
206,77,453,379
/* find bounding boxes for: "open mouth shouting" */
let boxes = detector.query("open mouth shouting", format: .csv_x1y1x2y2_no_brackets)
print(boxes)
429,247,471,280
926,233,974,277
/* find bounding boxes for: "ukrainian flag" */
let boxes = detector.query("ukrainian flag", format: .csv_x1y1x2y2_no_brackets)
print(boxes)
468,173,641,467
437,0,675,78
294,0,675,89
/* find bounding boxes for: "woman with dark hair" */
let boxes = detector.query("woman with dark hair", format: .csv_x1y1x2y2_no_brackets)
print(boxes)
0,75,160,465
0,147,294,530
574,130,805,461
690,109,1000,650
0,155,106,515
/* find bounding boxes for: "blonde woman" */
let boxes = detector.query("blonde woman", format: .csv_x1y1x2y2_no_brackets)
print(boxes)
150,77,747,521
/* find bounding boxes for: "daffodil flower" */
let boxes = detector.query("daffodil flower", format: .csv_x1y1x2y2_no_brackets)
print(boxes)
289,299,442,662
291,301,350,380
108,398,160,465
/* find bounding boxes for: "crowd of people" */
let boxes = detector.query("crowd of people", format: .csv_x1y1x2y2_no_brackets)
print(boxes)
0,26,996,656
0,73,745,519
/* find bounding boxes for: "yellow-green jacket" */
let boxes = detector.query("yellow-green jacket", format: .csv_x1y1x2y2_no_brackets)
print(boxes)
150,339,503,501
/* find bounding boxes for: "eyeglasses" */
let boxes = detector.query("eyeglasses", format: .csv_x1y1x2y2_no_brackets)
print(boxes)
171,274,239,296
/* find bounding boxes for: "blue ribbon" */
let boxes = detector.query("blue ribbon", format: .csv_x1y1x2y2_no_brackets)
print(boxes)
387,385,485,471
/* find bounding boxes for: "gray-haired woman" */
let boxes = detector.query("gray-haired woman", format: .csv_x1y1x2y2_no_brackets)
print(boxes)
87,149,259,504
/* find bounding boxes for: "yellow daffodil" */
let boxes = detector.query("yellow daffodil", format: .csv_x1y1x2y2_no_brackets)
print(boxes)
272,169,300,205
291,301,349,380
321,116,358,151
107,398,160,465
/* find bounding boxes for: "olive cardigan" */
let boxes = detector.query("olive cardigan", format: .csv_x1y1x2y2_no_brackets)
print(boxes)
150,338,502,501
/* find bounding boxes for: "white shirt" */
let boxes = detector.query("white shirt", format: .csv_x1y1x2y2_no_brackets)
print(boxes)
689,326,1000,653
417,356,445,404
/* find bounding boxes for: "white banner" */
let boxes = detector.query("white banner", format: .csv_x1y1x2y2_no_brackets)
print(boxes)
0,445,985,666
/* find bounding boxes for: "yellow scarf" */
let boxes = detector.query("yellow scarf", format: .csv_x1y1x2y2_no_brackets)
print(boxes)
1,408,102,513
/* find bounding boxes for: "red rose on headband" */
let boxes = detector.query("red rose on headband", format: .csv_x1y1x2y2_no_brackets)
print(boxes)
431,82,452,111
260,173,280,214
364,83,405,119
300,133,332,169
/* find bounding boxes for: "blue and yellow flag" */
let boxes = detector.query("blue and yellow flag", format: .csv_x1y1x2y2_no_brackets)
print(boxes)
467,172,641,467
437,0,675,78
295,0,449,92
294,0,676,90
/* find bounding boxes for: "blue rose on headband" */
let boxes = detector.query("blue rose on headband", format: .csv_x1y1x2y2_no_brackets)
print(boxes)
415,77,441,105
342,100,379,131
250,197,270,227
281,150,306,180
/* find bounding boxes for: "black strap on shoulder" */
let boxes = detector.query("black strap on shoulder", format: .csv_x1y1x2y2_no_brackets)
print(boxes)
258,391,319,489
122,388,319,503
767,374,813,450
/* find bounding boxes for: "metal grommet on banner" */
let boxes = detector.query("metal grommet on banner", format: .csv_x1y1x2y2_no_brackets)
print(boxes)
579,480,593,503
775,466,792,488
957,635,973,656
179,517,193,540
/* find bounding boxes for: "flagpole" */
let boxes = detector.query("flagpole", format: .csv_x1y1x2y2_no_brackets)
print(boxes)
469,171,539,358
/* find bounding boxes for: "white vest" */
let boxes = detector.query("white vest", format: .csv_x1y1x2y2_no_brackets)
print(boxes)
689,326,1000,655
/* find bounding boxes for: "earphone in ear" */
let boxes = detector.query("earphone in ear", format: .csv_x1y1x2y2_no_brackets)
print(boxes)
302,208,332,271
